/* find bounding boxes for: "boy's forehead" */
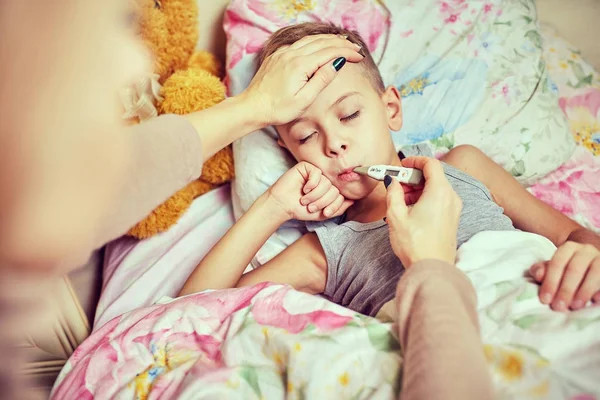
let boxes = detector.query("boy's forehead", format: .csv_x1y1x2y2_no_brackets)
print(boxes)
311,62,371,105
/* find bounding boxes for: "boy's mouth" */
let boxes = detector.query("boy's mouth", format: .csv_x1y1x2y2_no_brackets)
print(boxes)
337,167,361,182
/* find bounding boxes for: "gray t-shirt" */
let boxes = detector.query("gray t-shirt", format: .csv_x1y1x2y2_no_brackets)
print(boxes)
306,145,515,317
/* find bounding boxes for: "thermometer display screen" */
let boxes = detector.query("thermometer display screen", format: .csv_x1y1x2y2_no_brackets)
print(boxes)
385,169,400,176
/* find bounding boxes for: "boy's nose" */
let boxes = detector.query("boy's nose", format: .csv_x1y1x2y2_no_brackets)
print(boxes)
326,142,348,157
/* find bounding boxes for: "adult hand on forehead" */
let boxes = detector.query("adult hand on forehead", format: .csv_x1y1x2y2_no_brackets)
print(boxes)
243,34,364,126
384,157,463,268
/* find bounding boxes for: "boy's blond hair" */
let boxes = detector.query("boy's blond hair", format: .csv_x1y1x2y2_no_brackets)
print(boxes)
257,22,385,93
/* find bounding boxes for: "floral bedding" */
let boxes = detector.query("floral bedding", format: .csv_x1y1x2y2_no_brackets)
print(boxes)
528,24,600,233
51,230,600,400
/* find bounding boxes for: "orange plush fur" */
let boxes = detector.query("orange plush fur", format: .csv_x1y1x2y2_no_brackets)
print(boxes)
126,0,234,239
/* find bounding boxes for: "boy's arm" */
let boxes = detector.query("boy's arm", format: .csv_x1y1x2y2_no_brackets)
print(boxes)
178,192,288,296
178,160,348,297
236,232,327,294
442,145,598,248
178,191,326,296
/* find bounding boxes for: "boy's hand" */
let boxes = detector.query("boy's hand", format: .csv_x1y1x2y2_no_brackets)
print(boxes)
267,162,353,222
530,241,600,311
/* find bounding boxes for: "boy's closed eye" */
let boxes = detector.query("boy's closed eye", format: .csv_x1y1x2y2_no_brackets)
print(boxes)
341,110,360,122
298,111,361,144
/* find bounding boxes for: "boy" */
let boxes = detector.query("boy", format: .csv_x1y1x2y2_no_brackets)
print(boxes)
180,23,600,317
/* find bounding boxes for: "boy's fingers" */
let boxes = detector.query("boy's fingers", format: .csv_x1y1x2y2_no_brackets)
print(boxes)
552,251,594,310
307,186,339,213
303,167,322,194
540,245,576,305
336,199,354,216
324,196,353,219
572,260,600,309
302,180,333,205
322,194,344,218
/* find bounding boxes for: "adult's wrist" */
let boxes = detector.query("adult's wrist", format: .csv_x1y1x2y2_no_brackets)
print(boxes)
233,90,270,132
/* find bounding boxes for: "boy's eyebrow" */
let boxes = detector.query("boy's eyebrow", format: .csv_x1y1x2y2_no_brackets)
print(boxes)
287,91,361,130
329,91,360,110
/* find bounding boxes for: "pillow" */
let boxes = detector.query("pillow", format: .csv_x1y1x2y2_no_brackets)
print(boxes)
224,0,574,265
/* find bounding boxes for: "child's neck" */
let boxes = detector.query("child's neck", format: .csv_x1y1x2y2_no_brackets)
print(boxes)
346,154,403,223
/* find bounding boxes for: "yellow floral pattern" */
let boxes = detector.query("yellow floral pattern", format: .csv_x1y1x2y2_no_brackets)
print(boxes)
272,0,315,19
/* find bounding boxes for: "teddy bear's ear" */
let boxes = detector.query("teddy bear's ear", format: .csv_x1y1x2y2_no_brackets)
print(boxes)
153,0,162,9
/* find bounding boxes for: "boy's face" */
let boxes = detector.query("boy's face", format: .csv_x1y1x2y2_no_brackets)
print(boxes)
276,62,403,200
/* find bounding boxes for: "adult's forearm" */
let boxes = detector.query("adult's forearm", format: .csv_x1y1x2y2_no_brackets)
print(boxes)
182,93,266,161
395,260,494,400
95,114,205,247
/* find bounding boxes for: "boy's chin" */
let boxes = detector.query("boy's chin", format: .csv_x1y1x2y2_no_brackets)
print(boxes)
338,181,376,200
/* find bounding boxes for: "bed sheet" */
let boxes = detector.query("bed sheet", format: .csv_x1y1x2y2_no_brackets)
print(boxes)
93,184,236,331
527,25,600,233
52,230,600,399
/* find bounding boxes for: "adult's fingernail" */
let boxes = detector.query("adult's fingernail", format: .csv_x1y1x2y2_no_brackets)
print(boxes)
535,268,543,280
384,175,392,188
571,300,583,309
308,204,317,213
332,57,346,72
541,293,552,304
555,300,566,311
353,43,362,51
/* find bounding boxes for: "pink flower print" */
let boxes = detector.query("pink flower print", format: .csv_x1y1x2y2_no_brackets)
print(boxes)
438,0,468,24
559,88,600,155
570,395,597,400
223,9,271,70
446,14,459,23
529,147,600,230
250,286,353,333
400,30,414,38
490,81,515,105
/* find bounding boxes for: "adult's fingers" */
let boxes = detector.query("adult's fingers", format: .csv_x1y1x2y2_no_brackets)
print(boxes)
386,177,408,222
401,156,446,185
296,47,363,104
292,38,361,58
285,34,347,51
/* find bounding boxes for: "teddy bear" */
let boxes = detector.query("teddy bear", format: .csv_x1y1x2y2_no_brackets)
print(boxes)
120,0,234,239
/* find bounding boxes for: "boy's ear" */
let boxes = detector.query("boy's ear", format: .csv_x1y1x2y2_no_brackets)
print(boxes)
277,137,287,149
382,85,403,131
